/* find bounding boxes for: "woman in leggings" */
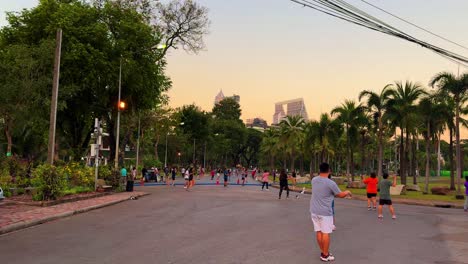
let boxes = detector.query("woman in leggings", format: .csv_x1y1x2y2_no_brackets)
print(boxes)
278,168,290,199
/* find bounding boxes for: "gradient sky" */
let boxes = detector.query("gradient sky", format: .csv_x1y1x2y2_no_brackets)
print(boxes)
1,0,467,137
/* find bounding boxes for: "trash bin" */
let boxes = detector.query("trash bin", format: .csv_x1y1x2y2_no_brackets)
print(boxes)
126,181,134,192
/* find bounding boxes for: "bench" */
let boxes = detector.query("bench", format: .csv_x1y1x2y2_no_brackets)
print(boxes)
97,179,113,191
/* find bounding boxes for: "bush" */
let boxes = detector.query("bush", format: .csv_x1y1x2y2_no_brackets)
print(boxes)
31,164,67,201
0,173,13,197
62,162,94,188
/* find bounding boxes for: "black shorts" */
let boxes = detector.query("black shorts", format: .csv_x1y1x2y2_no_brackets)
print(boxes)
224,177,228,182
367,193,377,198
172,176,176,180
189,175,193,181
379,199,392,205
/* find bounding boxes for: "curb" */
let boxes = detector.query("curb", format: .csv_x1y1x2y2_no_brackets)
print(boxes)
0,192,149,236
268,184,463,209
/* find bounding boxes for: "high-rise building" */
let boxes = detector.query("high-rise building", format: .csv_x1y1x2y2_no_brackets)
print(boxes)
229,94,240,103
272,98,308,125
246,117,268,129
214,90,225,105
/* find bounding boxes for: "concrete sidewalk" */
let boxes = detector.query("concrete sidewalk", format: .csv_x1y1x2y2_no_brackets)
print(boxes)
0,191,148,235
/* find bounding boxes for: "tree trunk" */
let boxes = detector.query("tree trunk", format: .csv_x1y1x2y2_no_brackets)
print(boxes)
424,121,431,194
346,125,351,177
4,120,12,154
455,95,462,195
377,116,383,179
412,134,417,185
405,128,410,181
290,149,295,173
300,154,304,176
350,145,355,181
400,128,406,185
449,128,455,190
309,159,313,177
154,134,160,161
436,133,441,177
361,131,365,176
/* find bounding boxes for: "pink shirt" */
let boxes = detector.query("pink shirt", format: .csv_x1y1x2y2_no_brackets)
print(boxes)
262,172,269,182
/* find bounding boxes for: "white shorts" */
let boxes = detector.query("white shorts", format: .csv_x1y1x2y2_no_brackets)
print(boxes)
310,213,334,234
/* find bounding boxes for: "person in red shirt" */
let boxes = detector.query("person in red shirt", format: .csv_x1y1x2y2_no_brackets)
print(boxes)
361,172,378,210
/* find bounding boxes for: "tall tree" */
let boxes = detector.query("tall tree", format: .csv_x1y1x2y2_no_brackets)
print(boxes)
279,115,305,173
331,100,364,180
359,84,392,178
385,81,427,185
430,72,468,195
212,97,242,122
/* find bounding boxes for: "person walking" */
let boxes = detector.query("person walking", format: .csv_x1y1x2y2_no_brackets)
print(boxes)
377,172,397,219
171,167,177,187
120,166,127,188
211,169,215,180
464,176,468,212
261,169,270,191
272,169,277,184
278,168,290,199
223,168,229,187
291,170,297,190
310,163,352,262
361,172,378,210
184,168,190,190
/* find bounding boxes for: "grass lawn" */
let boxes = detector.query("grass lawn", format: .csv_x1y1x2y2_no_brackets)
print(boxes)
273,176,464,204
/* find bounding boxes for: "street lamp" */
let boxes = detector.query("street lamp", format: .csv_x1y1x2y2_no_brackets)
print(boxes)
114,44,167,169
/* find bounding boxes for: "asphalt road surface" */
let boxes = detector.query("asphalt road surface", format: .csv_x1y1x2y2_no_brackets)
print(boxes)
1,181,467,264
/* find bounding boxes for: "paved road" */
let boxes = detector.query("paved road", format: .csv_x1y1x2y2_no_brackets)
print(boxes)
1,181,467,264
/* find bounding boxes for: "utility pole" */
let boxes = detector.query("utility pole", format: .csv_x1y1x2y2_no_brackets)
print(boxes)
94,118,101,191
114,57,122,169
136,114,141,176
47,29,62,165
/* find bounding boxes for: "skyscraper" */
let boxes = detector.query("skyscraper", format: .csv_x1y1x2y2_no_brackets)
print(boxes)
272,98,308,124
214,90,225,105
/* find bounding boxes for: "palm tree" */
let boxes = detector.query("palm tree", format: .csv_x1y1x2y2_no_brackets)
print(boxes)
331,100,364,181
260,128,280,173
279,115,305,173
316,113,340,163
430,72,468,195
385,81,427,185
359,85,392,178
303,121,319,176
418,94,445,193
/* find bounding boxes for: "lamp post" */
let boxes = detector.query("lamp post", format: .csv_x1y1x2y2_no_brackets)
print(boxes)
114,57,123,169
114,44,167,169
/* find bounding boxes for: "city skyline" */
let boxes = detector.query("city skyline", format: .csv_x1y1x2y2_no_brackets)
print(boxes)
1,0,467,137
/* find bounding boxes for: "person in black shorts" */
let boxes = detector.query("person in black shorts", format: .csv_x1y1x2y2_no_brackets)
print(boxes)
378,173,397,219
171,167,176,187
278,168,290,199
223,168,229,187
188,167,194,190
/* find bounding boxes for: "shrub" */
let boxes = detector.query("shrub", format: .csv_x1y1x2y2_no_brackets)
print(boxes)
31,164,67,201
62,162,94,188
0,173,13,197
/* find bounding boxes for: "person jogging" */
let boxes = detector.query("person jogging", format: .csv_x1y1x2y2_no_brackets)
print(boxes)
170,167,176,187
378,172,397,219
223,167,229,187
278,168,290,199
261,169,269,190
361,172,378,210
310,163,352,262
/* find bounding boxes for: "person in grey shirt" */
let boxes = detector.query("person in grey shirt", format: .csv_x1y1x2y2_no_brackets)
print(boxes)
310,163,352,262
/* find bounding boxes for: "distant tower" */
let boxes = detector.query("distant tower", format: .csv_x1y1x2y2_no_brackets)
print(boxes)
272,98,308,125
214,90,225,105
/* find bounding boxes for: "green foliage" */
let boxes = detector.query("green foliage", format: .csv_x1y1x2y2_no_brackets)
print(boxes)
62,162,94,188
31,164,67,201
0,173,13,197
63,186,93,195
212,98,242,121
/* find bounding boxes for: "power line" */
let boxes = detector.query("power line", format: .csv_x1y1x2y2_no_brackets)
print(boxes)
359,0,468,52
289,0,468,66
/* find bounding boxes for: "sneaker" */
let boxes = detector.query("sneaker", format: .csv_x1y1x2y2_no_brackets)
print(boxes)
278,197,281,199
392,215,397,220
295,195,299,199
372,207,377,211
320,253,335,262
367,207,371,211
183,186,187,189
300,187,305,194
378,215,383,219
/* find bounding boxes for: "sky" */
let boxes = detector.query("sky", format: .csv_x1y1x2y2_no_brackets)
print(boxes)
1,0,467,138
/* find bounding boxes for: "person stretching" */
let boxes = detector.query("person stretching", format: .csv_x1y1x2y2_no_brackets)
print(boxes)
278,168,290,199
361,172,378,210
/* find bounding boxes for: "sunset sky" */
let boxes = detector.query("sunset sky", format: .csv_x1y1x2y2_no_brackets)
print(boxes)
1,0,467,138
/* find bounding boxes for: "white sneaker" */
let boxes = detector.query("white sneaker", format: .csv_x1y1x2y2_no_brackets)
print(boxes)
300,187,305,194
392,215,397,220
320,253,335,262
